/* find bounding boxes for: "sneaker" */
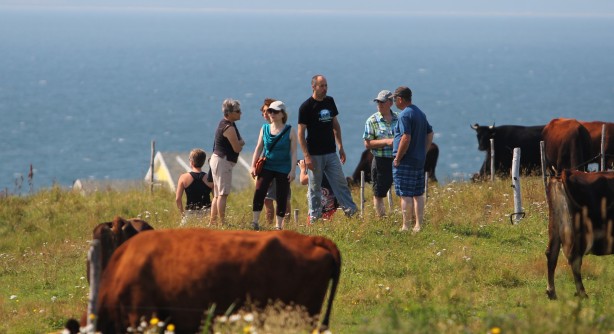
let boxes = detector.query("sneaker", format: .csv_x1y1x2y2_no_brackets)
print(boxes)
274,226,282,231
251,222,260,231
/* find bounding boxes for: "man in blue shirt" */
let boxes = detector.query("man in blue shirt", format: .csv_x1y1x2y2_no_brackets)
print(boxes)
392,86,433,232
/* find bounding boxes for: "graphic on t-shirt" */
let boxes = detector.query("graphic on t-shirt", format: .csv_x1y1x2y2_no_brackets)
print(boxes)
319,109,333,122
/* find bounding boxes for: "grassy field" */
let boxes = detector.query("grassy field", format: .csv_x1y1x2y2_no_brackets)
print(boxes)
1,177,613,333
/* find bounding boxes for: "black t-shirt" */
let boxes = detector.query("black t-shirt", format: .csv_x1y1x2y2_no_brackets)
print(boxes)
298,96,339,155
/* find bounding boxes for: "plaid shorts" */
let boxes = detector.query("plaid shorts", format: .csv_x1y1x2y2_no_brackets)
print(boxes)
393,165,425,197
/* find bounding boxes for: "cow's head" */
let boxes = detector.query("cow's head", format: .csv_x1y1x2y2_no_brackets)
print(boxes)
471,123,495,151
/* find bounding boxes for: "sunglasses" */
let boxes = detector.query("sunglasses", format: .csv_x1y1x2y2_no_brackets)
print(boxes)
266,109,282,114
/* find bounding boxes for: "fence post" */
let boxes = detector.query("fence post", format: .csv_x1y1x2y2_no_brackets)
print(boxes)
360,171,365,217
150,140,155,194
601,124,606,172
490,138,495,182
511,148,523,224
87,240,101,333
293,209,299,224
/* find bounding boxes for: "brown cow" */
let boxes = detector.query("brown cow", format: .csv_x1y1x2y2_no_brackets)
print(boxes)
579,120,614,170
545,170,614,299
348,143,439,185
542,118,592,175
87,216,153,283
94,229,341,333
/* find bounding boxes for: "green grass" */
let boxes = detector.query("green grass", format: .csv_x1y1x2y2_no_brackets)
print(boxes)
1,178,613,333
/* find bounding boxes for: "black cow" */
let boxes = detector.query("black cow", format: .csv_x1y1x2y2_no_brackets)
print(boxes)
348,143,439,185
471,123,544,180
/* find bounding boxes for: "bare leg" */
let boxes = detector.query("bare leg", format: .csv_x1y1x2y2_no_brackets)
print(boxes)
209,196,218,225
264,199,275,224
413,195,425,232
400,196,414,231
217,195,228,225
374,196,386,217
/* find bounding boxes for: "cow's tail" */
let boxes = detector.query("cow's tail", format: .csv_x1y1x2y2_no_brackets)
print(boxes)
313,236,341,330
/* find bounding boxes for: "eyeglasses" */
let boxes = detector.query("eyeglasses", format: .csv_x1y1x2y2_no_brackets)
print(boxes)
266,109,282,114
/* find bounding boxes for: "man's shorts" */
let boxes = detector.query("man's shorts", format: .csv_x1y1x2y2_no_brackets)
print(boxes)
393,165,425,197
371,156,393,197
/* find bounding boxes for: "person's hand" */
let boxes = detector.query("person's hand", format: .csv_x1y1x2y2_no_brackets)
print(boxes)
288,172,295,183
304,156,314,171
250,166,257,179
393,158,399,167
338,147,346,164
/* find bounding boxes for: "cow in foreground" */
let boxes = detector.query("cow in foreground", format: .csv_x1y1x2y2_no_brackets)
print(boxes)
348,143,439,185
545,169,614,299
542,118,592,175
87,216,154,283
471,123,544,180
94,229,341,333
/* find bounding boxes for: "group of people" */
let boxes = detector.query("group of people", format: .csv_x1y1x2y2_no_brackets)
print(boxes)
175,74,433,233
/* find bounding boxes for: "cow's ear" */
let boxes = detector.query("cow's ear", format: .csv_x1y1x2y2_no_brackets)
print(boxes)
471,123,479,130
112,216,127,235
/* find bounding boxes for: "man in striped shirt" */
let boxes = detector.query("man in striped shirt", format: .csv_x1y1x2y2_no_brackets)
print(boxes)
362,90,399,217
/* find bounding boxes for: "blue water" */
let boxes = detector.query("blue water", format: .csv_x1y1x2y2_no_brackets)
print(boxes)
1,9,613,191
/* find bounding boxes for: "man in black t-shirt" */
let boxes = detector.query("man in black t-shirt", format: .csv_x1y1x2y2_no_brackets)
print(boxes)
298,75,357,221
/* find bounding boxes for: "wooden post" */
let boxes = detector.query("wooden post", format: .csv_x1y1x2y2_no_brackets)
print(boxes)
87,240,101,333
150,140,155,194
293,209,299,224
511,148,523,224
360,171,365,217
490,138,495,182
601,124,606,172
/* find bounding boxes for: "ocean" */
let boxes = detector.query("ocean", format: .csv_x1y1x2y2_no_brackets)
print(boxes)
1,9,613,192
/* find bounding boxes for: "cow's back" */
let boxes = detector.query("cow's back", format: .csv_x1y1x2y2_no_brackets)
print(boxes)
543,118,592,174
96,229,340,333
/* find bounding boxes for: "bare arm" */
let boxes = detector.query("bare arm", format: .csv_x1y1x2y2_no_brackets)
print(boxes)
223,126,244,153
297,123,313,171
250,128,265,178
298,160,309,185
175,174,188,215
288,128,297,182
364,138,394,149
426,132,434,151
332,116,346,164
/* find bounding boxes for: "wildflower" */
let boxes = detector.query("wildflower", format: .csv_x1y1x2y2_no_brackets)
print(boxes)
51,296,57,302
489,327,501,334
10,295,17,300
150,317,159,326
243,313,254,322
166,324,175,331
229,314,241,322
243,325,252,333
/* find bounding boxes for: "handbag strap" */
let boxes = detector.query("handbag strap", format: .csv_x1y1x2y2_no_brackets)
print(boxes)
264,125,290,157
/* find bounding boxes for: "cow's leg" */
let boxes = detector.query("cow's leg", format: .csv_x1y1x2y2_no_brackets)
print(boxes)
570,257,588,298
545,236,561,300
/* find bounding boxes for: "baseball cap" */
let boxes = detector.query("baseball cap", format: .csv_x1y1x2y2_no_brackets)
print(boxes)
373,90,392,102
268,100,286,112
